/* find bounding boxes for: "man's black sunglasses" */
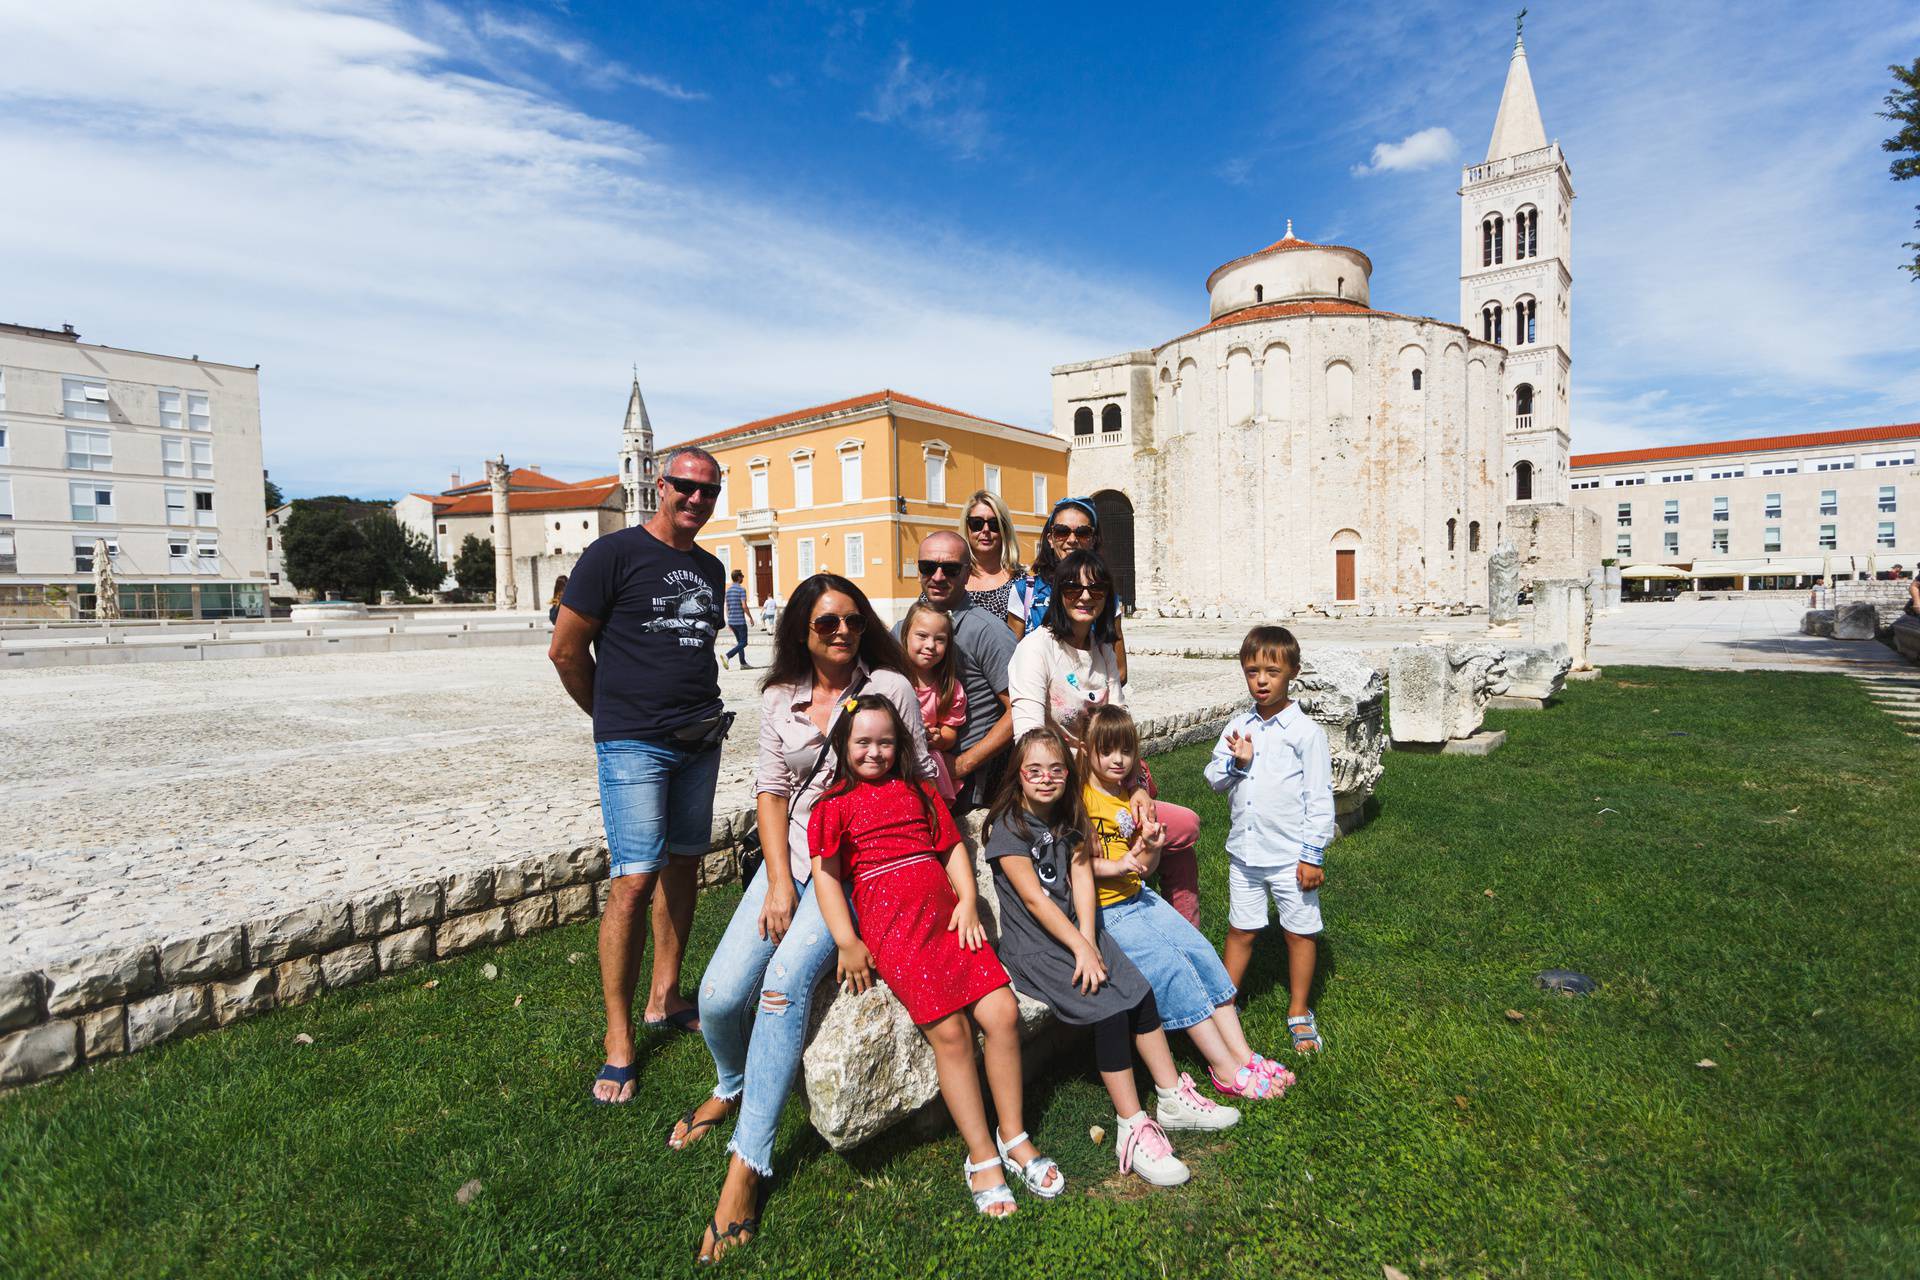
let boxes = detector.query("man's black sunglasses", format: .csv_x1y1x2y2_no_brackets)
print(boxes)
917,560,965,579
663,476,722,500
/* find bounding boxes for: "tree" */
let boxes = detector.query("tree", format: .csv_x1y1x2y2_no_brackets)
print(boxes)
454,535,496,597
282,501,445,601
263,476,285,510
1882,57,1920,280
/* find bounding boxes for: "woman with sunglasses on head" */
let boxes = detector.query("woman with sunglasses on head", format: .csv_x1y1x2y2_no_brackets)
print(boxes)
681,573,935,1263
959,490,1025,639
1008,550,1203,928
1019,498,1127,684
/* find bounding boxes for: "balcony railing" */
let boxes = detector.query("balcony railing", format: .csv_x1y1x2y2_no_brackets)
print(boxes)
1071,431,1126,449
1514,414,1533,432
736,507,777,534
1463,143,1562,186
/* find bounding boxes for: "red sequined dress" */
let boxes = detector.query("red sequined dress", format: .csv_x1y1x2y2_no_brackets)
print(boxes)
808,777,1009,1025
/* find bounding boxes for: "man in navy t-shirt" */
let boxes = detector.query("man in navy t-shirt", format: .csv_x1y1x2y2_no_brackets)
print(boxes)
552,445,727,1105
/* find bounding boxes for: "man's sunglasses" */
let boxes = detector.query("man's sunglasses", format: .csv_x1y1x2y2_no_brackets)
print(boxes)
1047,523,1095,543
663,476,722,500
917,560,965,579
810,612,868,636
965,516,1000,533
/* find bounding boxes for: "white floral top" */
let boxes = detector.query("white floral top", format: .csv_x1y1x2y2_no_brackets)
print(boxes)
1007,628,1125,741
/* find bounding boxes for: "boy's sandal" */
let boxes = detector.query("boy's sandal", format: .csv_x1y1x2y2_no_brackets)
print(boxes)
1208,1061,1277,1100
995,1129,1065,1198
962,1154,1018,1217
589,1062,638,1106
1288,1012,1324,1053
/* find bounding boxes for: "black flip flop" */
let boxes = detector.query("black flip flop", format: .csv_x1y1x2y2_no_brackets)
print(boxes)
645,1007,702,1035
669,1101,734,1151
695,1180,769,1263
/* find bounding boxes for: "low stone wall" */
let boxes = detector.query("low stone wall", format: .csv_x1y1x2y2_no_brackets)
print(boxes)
0,699,1257,1092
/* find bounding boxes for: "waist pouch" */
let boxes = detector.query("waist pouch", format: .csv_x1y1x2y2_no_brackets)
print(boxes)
671,710,735,752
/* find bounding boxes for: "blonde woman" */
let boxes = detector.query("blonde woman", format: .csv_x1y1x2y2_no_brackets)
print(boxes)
961,489,1025,638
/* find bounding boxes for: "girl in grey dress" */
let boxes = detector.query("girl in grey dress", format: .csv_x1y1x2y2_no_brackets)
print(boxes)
981,729,1240,1187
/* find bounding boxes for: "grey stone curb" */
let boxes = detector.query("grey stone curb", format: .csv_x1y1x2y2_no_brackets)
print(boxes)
0,699,1287,1092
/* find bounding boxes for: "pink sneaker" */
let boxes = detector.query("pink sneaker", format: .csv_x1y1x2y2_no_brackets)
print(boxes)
1207,1060,1277,1100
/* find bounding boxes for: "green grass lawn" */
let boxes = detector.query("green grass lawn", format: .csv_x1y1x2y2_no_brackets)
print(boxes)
2,667,1917,1279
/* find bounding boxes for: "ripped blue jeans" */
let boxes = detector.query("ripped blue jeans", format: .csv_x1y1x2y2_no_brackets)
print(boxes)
697,867,846,1176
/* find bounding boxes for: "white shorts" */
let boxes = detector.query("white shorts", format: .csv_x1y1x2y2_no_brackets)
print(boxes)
1227,859,1322,935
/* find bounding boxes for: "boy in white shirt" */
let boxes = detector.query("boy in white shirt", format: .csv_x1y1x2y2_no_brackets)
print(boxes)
1203,626,1335,1053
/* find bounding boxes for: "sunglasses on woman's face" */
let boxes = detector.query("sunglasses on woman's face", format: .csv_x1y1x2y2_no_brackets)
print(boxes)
966,516,1000,533
1048,522,1094,543
663,475,722,500
810,612,868,636
1064,583,1108,601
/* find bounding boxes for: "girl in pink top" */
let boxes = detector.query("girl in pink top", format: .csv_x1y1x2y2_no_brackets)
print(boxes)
901,602,968,802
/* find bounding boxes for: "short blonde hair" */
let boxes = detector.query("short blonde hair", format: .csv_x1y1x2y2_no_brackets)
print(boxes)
961,490,1022,576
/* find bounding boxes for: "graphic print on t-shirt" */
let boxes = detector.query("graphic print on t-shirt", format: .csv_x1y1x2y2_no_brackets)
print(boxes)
638,571,720,647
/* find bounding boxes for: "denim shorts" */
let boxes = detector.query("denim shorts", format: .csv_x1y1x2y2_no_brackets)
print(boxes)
1097,888,1237,1031
595,737,723,877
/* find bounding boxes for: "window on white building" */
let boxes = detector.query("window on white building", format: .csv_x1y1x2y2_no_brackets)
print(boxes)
1664,499,1679,525
72,537,118,572
983,465,1001,496
1879,485,1897,514
193,490,215,526
1711,528,1729,554
1869,450,1916,468
1658,470,1693,484
1616,532,1631,555
0,424,9,464
1708,466,1746,480
1610,475,1646,487
1033,473,1048,512
163,437,187,476
169,539,190,572
159,388,183,429
1819,489,1837,517
792,456,813,508
1878,521,1897,549
749,463,769,510
844,532,865,578
1764,492,1782,520
796,537,816,579
1713,496,1729,523
70,482,114,522
1764,526,1782,553
0,478,11,519
1663,530,1679,555
1570,478,1600,490
62,378,109,421
1616,502,1632,527
191,438,213,479
1813,457,1855,472
165,488,189,525
195,539,219,572
1819,524,1837,550
1759,461,1799,476
839,446,863,503
65,429,113,471
187,391,210,432
0,532,14,575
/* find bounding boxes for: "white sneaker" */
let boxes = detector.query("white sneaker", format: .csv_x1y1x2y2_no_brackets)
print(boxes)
1156,1072,1241,1131
1116,1112,1189,1187
720,654,730,670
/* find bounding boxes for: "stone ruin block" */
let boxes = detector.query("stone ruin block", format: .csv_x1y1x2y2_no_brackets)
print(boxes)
1533,578,1594,670
1500,643,1572,703
1291,650,1386,832
1800,610,1835,637
1833,602,1879,641
1388,643,1510,746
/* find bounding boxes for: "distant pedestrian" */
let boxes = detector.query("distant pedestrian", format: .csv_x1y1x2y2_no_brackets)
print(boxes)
550,446,730,1106
548,574,569,627
723,569,752,670
761,593,779,634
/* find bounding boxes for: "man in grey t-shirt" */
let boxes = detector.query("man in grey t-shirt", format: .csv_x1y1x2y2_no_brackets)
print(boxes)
896,530,1017,810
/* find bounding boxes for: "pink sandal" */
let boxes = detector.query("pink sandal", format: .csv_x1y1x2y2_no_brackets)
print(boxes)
1251,1054,1297,1088
1208,1060,1278,1100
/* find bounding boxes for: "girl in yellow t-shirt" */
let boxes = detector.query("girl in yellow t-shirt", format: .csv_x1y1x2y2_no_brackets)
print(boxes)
1080,705,1291,1101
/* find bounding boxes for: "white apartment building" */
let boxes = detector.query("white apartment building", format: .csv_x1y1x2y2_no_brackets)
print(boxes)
1569,422,1918,587
0,322,269,618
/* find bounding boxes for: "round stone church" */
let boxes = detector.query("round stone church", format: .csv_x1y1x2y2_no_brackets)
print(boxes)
1054,225,1509,616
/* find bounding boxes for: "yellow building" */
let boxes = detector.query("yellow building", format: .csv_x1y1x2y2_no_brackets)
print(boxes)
683,390,1070,621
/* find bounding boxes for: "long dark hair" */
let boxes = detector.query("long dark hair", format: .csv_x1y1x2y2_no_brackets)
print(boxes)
985,727,1089,849
1040,550,1120,646
760,573,911,693
820,693,945,847
1029,497,1101,583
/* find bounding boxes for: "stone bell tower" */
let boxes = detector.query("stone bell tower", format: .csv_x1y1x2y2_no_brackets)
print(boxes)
1459,15,1574,506
620,370,658,527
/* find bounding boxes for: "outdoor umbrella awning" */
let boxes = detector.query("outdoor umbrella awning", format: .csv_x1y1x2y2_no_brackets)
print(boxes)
1707,556,1829,575
1618,563,1690,579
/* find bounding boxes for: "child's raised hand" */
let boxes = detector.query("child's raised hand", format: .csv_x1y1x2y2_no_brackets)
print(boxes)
837,940,875,994
1297,862,1325,892
1226,730,1255,769
1069,937,1108,994
947,901,987,950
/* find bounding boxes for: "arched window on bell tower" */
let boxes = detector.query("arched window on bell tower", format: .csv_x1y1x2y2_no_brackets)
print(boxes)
1481,213,1504,266
1073,406,1094,437
1515,383,1534,427
1515,460,1534,501
1513,296,1537,345
1482,303,1503,345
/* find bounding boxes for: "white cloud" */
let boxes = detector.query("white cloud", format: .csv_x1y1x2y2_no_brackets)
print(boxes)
860,45,994,160
1351,125,1459,176
0,0,1170,495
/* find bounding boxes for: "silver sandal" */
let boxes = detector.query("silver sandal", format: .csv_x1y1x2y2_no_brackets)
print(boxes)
995,1129,1065,1198
963,1154,1017,1216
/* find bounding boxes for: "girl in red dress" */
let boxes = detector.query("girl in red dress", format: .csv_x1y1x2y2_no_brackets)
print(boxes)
809,695,1064,1217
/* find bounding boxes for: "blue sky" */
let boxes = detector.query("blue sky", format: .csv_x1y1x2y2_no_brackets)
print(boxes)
2,0,1917,496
